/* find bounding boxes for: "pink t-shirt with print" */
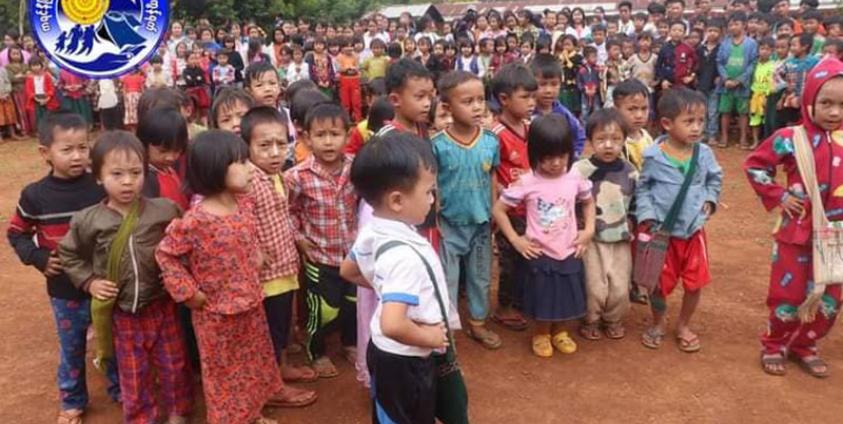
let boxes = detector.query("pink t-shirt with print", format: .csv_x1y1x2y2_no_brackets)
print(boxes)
500,170,592,261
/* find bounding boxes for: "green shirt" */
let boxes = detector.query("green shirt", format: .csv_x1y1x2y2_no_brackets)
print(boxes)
751,60,775,95
725,41,745,80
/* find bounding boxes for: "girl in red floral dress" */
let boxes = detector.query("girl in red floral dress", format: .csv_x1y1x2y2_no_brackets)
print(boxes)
156,131,315,424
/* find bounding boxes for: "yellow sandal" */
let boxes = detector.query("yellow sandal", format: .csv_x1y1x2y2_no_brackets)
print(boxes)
531,334,553,358
552,331,577,354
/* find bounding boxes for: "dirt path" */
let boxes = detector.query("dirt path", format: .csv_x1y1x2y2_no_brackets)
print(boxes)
0,140,841,424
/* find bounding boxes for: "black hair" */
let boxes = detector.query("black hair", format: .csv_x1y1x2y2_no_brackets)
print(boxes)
387,42,403,59
825,15,843,28
669,19,688,31
437,70,482,103
370,38,387,50
350,131,437,207
647,2,667,15
368,97,395,134
138,87,187,121
795,33,815,50
606,39,622,50
586,108,630,141
385,58,433,94
210,88,255,128
187,130,250,196
491,63,538,102
240,106,288,145
91,131,147,178
150,55,163,64
285,79,318,104
657,87,706,121
634,12,649,21
666,0,686,7
613,79,650,104
637,31,654,41
619,1,633,11
591,24,607,34
304,102,351,132
367,78,387,97
216,48,232,59
824,38,843,53
530,53,562,80
527,114,574,170
583,45,598,56
244,61,278,88
759,36,776,49
427,96,442,125
802,10,823,24
776,17,795,30
800,0,819,8
728,11,748,23
706,17,726,29
290,89,330,127
38,111,87,147
136,107,188,153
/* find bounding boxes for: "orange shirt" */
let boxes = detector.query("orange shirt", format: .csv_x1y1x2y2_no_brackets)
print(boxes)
337,53,359,73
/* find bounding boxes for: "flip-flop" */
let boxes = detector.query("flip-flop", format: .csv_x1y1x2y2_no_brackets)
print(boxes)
265,386,318,408
491,311,529,331
253,415,278,424
603,322,626,340
760,353,787,376
796,355,830,379
676,332,701,353
641,326,665,349
578,322,602,341
466,325,503,350
311,356,339,378
57,410,83,424
281,364,318,383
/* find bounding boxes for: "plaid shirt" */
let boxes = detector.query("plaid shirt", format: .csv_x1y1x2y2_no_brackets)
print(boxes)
284,155,358,266
250,164,300,282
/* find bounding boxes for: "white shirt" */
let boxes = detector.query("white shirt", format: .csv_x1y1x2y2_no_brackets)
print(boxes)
619,19,636,37
33,75,45,96
286,62,309,84
350,216,460,357
97,79,118,109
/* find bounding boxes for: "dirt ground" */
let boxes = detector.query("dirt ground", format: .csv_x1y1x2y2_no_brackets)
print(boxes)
1,139,842,424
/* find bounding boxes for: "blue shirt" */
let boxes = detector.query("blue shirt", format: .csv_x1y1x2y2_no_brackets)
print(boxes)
532,100,587,158
432,129,500,225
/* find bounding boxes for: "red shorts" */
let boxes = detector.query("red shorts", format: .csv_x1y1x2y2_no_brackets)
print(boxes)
649,229,711,297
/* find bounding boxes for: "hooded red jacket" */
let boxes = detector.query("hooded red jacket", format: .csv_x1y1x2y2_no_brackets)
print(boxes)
744,58,843,246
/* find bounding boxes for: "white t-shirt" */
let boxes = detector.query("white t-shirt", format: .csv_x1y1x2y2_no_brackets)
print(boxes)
97,80,119,109
350,216,460,357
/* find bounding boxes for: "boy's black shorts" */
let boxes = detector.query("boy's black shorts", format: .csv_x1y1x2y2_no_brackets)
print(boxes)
368,341,436,424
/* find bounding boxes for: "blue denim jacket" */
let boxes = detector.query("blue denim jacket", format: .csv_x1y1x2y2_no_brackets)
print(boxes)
635,141,723,239
716,36,758,97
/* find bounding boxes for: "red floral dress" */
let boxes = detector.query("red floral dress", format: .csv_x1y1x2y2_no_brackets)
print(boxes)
155,197,282,424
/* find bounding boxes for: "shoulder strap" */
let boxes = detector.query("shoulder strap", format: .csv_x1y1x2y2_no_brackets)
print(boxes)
791,126,830,227
661,143,700,233
375,240,456,359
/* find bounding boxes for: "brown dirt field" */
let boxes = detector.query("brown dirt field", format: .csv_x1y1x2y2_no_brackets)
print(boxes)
1,139,842,424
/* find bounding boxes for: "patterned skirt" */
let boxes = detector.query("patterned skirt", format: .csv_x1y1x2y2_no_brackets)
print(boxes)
11,91,31,133
0,96,16,126
61,96,93,124
192,305,282,424
124,91,141,125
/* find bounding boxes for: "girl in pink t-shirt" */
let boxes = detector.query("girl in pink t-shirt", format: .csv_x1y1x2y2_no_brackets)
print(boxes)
492,114,596,359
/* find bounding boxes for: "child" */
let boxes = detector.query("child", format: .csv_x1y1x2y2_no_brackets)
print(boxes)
627,32,657,95
58,69,92,126
381,58,434,138
246,61,282,109
211,49,236,92
25,57,60,127
573,109,638,340
530,54,586,157
6,46,31,136
0,64,20,140
360,39,389,81
287,45,310,85
58,131,193,424
337,37,363,121
637,88,723,353
492,114,596,357
776,34,819,129
183,52,210,126
120,69,145,129
7,112,119,424
591,24,609,65
341,130,459,424
716,11,758,149
240,107,321,399
156,131,290,424
146,55,173,89
745,59,843,379
285,103,358,378
456,39,484,78
136,107,190,209
557,35,583,116
613,79,655,173
428,96,451,135
577,46,601,122
489,63,537,331
308,37,336,99
211,87,255,136
601,40,624,108
697,19,723,146
432,71,501,349
749,37,776,149
656,21,698,91
346,79,392,154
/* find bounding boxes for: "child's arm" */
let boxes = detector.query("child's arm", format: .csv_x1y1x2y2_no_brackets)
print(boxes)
574,196,596,258
492,198,541,259
633,157,658,229
283,168,316,262
6,192,59,276
57,213,118,300
703,150,724,217
381,302,448,349
339,256,371,288
154,218,205,309
743,129,804,218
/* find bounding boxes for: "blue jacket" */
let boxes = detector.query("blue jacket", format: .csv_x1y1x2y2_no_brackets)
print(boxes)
635,140,723,239
716,36,758,97
532,100,587,158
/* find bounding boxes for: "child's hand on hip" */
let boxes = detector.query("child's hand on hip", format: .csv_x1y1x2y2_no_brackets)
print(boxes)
43,251,63,277
513,236,542,260
702,202,715,218
184,291,207,310
89,279,119,300
573,230,593,258
781,194,805,219
296,239,317,263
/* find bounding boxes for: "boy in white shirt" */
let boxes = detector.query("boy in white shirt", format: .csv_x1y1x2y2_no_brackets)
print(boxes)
341,131,461,424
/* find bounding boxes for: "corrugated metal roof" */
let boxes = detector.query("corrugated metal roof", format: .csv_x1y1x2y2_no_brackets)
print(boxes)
375,4,437,19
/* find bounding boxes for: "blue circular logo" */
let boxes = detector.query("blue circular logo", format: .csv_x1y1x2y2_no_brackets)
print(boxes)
30,0,169,79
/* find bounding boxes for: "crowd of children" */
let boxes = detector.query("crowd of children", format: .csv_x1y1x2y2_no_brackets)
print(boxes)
4,1,843,423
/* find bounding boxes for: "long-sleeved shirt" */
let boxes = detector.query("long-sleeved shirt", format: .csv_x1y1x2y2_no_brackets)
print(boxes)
656,41,698,87
532,100,587,158
7,173,105,300
696,43,720,92
716,35,758,97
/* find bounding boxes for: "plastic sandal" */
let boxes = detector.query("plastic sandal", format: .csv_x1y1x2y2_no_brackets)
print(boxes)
797,355,830,379
531,334,553,358
57,410,83,424
603,322,626,340
311,356,339,378
760,353,787,376
578,322,602,341
641,326,665,349
467,324,503,350
676,332,701,353
551,331,577,354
